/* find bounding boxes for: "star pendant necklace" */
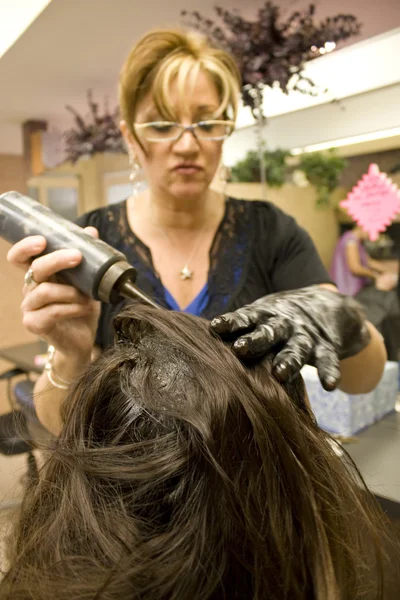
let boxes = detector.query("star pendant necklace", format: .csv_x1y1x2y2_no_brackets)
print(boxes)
158,221,208,281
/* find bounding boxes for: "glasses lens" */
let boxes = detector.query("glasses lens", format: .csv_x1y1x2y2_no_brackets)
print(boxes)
196,121,233,140
139,122,180,141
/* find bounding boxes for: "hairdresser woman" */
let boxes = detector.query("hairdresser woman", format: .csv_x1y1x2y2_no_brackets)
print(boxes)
7,28,386,435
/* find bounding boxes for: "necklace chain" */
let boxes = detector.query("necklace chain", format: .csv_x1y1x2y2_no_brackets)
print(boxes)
130,195,210,281
155,221,208,280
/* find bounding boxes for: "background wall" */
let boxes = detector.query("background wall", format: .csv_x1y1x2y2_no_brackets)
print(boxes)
339,148,400,188
0,154,34,350
0,154,27,195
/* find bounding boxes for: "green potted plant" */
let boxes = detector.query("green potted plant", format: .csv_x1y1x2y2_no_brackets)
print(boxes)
297,150,347,207
231,149,291,187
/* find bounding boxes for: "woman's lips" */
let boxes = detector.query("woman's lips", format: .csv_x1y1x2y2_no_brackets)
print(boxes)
173,165,203,174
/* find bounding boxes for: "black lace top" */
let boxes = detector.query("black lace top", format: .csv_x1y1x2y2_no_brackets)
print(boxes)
77,197,331,348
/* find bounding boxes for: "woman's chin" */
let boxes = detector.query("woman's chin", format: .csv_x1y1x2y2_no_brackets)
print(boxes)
169,181,209,199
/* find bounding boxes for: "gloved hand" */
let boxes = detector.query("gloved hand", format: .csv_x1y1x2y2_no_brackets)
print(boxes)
210,286,371,390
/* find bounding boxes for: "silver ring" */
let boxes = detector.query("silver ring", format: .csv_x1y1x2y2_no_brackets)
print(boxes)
24,267,38,290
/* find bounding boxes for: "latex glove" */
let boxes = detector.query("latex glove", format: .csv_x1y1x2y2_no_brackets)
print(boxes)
210,286,371,391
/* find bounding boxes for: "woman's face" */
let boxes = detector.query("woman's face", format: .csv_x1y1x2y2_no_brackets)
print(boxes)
122,71,225,201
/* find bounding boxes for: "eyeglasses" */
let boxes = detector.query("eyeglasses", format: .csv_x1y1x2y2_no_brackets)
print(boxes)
133,120,235,142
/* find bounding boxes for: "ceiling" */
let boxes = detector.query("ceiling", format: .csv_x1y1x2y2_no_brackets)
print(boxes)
236,26,400,128
0,0,399,153
0,0,52,60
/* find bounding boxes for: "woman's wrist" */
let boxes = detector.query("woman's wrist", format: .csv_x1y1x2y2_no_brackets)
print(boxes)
47,346,92,386
367,270,379,280
45,346,72,389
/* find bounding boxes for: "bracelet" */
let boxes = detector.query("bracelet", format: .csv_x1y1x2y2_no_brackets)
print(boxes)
44,345,72,390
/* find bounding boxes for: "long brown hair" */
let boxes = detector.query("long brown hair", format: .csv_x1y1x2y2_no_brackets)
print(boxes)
1,304,395,599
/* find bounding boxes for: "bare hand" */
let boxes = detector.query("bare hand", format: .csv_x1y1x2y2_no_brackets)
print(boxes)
375,272,397,292
7,227,101,362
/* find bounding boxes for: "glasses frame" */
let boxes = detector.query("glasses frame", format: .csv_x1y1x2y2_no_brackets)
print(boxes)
133,119,235,142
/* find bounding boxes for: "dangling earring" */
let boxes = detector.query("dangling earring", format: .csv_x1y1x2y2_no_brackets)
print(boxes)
218,164,231,196
129,153,140,182
129,152,141,196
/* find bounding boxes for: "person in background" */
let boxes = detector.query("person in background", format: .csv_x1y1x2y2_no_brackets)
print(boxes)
1,305,397,600
7,28,386,437
330,225,400,358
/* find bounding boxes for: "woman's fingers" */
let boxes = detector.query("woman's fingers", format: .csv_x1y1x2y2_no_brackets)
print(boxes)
23,226,99,292
313,341,341,391
6,235,47,269
271,334,340,389
28,249,82,284
210,308,255,336
22,302,96,337
21,282,90,311
7,226,98,272
83,226,99,239
232,317,293,358
23,226,99,284
6,224,101,348
32,248,82,280
271,331,314,382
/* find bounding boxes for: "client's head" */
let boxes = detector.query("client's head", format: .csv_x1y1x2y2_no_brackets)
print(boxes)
2,305,390,599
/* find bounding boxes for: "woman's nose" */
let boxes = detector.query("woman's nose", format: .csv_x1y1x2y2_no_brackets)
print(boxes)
173,128,199,153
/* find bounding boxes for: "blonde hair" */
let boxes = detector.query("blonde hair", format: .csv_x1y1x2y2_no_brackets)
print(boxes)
119,28,241,139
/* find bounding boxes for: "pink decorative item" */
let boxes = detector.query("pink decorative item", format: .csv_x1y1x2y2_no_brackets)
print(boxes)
340,164,400,241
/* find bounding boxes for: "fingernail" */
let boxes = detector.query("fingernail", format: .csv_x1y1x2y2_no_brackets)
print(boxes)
324,376,338,390
274,363,288,380
210,317,225,333
233,338,248,354
66,251,81,266
68,258,81,267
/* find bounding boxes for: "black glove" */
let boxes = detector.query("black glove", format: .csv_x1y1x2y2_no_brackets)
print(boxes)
210,286,371,391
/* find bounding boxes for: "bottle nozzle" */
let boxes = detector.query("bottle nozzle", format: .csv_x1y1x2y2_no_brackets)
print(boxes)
119,280,161,309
